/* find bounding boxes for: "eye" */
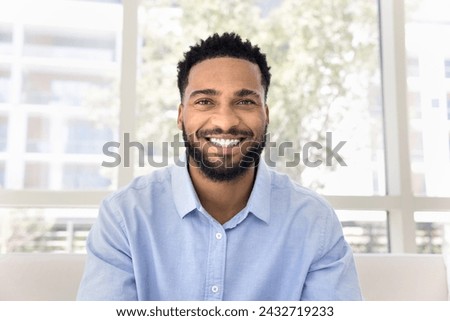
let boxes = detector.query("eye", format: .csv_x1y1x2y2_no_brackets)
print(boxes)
237,99,256,106
195,99,213,105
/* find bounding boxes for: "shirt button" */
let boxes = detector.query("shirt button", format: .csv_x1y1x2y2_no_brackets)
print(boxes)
211,285,219,293
215,232,223,240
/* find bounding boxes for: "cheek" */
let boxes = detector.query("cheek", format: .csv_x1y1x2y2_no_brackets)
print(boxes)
180,111,196,133
182,110,210,135
249,114,268,133
182,118,202,139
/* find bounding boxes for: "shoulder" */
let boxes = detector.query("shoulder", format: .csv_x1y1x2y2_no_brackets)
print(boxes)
267,169,344,256
269,168,332,209
103,166,173,207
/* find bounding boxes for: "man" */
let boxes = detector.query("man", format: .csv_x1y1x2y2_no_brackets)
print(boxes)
77,32,362,300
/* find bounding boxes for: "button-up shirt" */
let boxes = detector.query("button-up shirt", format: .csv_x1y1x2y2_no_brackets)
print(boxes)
77,160,362,300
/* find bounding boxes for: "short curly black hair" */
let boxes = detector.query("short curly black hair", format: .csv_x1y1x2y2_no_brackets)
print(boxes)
177,32,271,102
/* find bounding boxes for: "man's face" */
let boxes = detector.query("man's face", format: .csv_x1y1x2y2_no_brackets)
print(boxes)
178,57,269,181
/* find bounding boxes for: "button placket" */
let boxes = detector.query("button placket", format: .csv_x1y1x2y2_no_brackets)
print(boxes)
204,223,227,300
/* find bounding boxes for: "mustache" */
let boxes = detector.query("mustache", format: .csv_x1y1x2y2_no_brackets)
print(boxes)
196,127,254,138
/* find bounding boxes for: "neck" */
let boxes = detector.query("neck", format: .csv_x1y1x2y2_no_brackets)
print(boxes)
188,161,256,225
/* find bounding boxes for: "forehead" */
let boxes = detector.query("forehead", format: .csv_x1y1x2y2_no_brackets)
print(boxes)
186,57,263,93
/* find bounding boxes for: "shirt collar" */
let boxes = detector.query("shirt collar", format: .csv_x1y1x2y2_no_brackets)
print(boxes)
246,161,271,224
171,154,200,219
171,155,272,224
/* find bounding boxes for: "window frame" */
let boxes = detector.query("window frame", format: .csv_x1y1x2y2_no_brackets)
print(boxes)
1,0,450,254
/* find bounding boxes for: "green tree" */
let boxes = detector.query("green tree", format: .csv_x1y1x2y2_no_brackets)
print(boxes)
137,0,379,189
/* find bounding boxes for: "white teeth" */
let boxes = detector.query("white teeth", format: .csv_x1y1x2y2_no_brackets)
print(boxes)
209,138,240,147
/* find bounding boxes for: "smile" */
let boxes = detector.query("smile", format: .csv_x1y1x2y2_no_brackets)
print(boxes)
208,137,242,148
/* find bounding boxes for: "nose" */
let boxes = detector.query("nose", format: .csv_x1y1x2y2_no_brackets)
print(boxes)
210,104,241,132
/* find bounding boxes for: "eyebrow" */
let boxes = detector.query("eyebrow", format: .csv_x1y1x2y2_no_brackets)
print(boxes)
189,89,220,98
234,88,260,98
189,88,260,99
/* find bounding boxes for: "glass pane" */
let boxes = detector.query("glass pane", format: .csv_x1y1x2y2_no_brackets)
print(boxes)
0,1,122,190
0,162,5,188
136,0,384,196
447,92,450,119
24,162,50,189
0,23,12,55
446,60,450,78
65,119,113,154
62,163,112,189
23,27,117,62
0,208,97,253
21,70,113,107
336,210,388,253
0,66,11,103
26,116,51,153
415,211,450,254
0,114,7,151
406,0,450,196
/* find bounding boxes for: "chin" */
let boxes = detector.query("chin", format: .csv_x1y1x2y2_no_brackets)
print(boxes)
188,149,258,182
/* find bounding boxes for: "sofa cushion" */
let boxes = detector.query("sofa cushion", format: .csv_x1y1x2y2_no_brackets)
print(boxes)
0,253,85,300
355,254,449,301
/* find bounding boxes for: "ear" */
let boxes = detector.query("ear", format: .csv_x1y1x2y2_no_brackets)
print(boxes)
265,104,270,125
177,104,183,130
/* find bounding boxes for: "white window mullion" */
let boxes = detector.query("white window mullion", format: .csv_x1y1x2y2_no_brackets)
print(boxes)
379,0,416,253
5,17,25,189
118,0,138,187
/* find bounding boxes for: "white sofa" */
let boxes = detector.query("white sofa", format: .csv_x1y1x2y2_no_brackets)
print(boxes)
354,254,448,300
0,253,448,301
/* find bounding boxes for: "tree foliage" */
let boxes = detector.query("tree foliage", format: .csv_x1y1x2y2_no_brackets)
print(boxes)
138,0,379,188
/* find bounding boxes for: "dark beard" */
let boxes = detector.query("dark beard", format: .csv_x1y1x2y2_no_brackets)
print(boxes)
182,124,267,182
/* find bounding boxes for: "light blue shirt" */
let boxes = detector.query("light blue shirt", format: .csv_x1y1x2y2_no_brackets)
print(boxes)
77,160,362,300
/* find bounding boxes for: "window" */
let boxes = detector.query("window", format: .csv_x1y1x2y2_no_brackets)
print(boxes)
0,67,11,103
1,0,449,255
407,57,420,77
21,70,113,107
65,120,113,154
445,60,450,78
136,0,384,198
26,116,51,153
406,0,450,197
337,210,389,253
23,27,117,62
0,0,122,252
404,0,450,251
62,164,111,189
24,162,50,189
431,98,440,108
408,91,421,118
415,212,450,254
0,23,12,55
0,115,7,151
0,208,97,253
447,93,450,119
0,0,121,191
409,128,424,163
0,162,5,188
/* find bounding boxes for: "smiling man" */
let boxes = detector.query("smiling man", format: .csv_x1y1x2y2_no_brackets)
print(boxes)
179,56,269,224
77,33,362,301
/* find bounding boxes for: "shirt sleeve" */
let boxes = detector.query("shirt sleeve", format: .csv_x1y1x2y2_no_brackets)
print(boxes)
77,198,137,300
300,207,363,301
